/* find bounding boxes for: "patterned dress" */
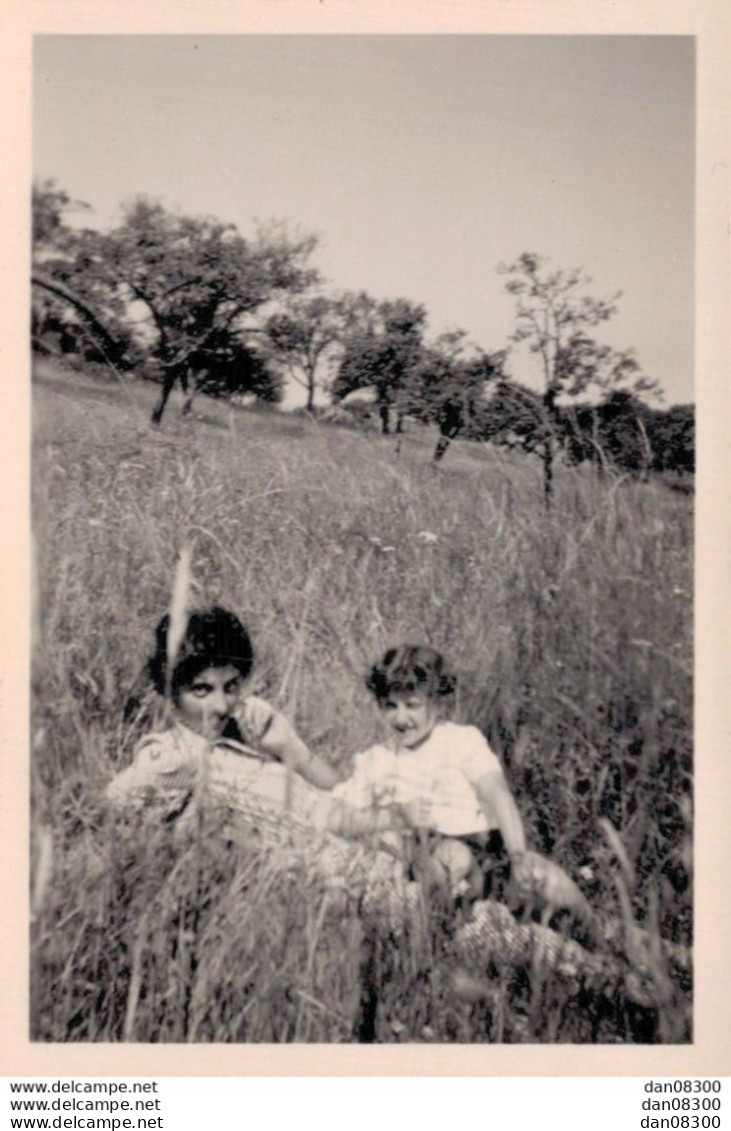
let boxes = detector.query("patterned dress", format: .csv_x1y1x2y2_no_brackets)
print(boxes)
107,706,684,1006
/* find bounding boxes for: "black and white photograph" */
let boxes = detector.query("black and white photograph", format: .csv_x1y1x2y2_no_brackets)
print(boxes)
27,33,697,1049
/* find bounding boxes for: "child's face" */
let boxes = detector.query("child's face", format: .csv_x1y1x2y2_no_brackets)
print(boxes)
176,664,243,740
381,690,440,751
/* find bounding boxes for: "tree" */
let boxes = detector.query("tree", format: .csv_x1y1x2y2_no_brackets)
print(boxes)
32,179,90,254
100,200,319,423
179,326,282,407
33,190,319,423
559,391,654,473
557,393,696,477
31,270,132,366
262,294,346,412
331,297,427,433
31,181,133,366
648,404,694,474
498,253,661,503
407,331,505,460
479,384,694,479
477,378,552,452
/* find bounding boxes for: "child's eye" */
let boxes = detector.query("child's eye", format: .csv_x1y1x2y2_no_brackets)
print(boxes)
191,685,212,698
224,679,242,695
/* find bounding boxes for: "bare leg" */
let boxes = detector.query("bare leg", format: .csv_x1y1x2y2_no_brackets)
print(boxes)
429,838,480,899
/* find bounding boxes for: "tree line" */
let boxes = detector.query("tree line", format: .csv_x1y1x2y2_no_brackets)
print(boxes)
32,180,694,495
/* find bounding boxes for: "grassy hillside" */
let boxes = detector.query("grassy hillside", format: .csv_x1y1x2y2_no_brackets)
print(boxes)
30,360,693,1043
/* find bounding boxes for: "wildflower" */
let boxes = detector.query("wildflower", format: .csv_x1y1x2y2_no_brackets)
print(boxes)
577,865,595,882
415,530,438,545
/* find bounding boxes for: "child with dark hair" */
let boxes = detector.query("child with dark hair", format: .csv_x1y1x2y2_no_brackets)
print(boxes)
330,644,583,915
107,606,340,816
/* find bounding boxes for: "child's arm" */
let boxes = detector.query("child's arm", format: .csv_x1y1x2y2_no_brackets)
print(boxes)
453,726,529,870
325,746,408,854
475,769,527,860
473,744,593,918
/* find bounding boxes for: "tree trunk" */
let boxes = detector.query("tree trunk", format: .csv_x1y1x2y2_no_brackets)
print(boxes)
181,376,199,417
31,272,121,363
434,421,461,462
151,333,185,427
152,362,183,427
542,436,554,508
541,387,558,508
434,435,451,462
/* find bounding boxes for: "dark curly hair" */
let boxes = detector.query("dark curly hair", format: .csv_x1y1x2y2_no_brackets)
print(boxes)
148,606,254,702
366,644,456,703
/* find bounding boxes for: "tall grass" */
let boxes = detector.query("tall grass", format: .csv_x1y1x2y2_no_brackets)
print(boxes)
31,362,693,1042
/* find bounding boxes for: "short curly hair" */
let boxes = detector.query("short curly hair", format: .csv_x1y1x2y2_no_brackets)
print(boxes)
365,644,456,703
148,606,254,701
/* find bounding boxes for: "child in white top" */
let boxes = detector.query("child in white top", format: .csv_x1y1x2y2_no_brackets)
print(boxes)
330,645,531,898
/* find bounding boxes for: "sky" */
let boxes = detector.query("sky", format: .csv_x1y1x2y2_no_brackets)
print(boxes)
33,35,695,406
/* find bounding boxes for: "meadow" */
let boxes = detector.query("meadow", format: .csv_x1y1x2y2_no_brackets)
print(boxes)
30,359,693,1043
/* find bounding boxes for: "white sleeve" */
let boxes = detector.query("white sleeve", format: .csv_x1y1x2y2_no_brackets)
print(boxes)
453,725,503,785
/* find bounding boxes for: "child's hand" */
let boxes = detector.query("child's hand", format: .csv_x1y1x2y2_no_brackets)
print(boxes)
397,796,433,829
372,782,396,806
